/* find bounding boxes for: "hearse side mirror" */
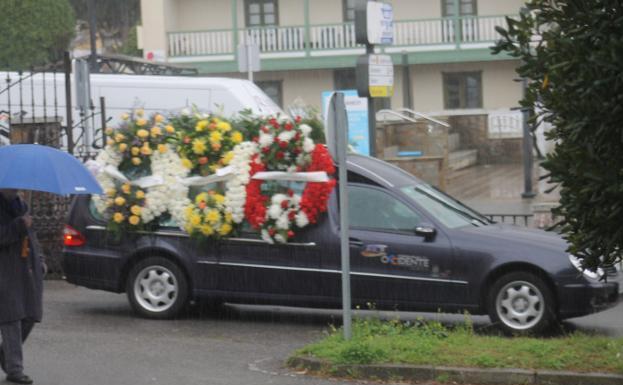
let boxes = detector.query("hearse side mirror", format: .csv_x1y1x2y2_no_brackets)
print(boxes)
415,224,436,242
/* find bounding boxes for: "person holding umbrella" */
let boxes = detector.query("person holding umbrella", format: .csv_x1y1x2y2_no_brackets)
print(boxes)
0,144,103,384
0,189,42,385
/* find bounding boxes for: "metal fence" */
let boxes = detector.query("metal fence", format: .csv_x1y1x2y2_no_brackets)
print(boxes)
0,53,107,160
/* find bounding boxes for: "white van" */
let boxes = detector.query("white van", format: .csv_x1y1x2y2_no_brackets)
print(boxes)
0,72,283,150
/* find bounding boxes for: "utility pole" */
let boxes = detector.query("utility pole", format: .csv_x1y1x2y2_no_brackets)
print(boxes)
88,0,98,72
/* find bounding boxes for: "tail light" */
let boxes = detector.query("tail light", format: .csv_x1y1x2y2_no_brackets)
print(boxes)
64,225,86,247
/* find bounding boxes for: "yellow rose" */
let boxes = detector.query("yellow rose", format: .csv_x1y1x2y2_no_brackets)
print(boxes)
219,223,232,236
209,131,222,145
165,125,175,134
135,190,145,199
114,133,125,142
192,139,207,155
114,196,126,206
154,114,164,123
189,213,202,226
225,212,233,222
214,194,225,205
106,138,115,146
113,212,125,223
195,192,208,205
105,127,114,135
158,144,167,153
121,183,131,194
120,113,129,121
206,209,220,224
131,146,140,156
150,126,162,137
130,205,142,215
137,129,149,138
118,143,128,152
135,108,144,117
181,158,193,169
129,215,141,226
217,121,231,132
195,120,208,132
141,145,152,156
106,188,116,197
184,206,194,218
222,151,234,165
132,157,142,166
231,131,243,144
136,118,147,127
200,225,214,236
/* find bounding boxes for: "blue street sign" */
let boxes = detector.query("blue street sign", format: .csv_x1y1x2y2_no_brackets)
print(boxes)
322,90,370,156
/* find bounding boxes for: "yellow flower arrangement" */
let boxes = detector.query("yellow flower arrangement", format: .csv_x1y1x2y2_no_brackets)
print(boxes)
129,215,141,225
118,143,128,152
150,126,162,137
184,189,235,240
136,118,147,127
170,112,246,176
137,129,149,139
121,183,131,194
114,196,126,206
113,212,125,223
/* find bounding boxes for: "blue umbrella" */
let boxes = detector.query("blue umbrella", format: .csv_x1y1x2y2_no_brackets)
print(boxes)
0,144,102,195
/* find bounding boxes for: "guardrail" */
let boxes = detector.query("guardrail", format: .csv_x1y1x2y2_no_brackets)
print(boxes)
485,214,533,227
167,15,510,57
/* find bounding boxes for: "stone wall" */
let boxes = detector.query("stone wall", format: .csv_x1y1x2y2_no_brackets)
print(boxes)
446,114,523,164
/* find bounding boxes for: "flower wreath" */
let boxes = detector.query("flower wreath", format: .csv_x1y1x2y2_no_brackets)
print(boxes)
171,110,246,239
231,117,335,243
91,110,190,232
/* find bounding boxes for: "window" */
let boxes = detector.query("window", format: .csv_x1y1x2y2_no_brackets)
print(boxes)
343,0,357,22
349,185,421,232
443,72,482,109
245,0,278,27
256,80,283,107
442,0,477,16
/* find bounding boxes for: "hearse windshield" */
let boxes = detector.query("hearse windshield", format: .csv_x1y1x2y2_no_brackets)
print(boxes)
400,184,490,228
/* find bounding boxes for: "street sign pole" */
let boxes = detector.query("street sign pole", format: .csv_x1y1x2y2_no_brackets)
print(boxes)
366,44,376,157
328,92,352,340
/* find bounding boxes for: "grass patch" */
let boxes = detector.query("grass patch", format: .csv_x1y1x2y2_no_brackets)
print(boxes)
294,316,623,374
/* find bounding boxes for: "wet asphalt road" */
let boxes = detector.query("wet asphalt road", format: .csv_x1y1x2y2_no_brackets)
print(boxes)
6,280,623,385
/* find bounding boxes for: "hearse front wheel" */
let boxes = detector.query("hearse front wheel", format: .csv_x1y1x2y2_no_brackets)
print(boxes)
487,272,556,335
126,257,189,319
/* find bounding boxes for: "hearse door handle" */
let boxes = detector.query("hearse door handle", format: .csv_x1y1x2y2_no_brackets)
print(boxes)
349,238,364,247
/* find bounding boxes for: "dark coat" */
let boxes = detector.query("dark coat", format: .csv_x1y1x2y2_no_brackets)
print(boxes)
0,193,44,324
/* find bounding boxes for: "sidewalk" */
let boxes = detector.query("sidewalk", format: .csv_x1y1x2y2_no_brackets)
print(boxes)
445,162,560,215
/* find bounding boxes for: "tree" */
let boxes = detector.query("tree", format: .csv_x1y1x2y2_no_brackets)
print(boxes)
69,0,140,54
0,0,75,70
493,0,623,271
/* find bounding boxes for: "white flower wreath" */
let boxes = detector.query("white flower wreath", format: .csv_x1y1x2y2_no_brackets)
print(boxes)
224,141,258,224
89,144,190,228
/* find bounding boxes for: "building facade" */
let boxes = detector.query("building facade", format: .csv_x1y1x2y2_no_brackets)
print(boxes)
139,0,523,113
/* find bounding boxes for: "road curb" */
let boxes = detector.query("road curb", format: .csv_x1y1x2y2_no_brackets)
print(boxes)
287,357,623,385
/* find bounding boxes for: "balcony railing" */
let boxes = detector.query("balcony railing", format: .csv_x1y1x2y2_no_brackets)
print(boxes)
167,15,511,58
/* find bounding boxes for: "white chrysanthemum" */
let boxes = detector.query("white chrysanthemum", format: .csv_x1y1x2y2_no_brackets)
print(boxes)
295,212,309,228
299,124,312,137
274,234,286,243
267,204,283,220
225,142,258,223
276,214,290,230
91,145,122,217
271,194,287,205
258,132,274,148
277,130,295,142
303,137,315,153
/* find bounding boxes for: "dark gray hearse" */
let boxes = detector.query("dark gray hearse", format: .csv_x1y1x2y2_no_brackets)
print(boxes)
63,154,621,334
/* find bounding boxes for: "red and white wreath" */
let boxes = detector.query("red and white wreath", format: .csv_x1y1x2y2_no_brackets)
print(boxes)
226,116,335,243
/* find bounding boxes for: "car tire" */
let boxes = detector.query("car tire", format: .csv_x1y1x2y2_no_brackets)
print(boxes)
487,272,556,335
126,257,189,319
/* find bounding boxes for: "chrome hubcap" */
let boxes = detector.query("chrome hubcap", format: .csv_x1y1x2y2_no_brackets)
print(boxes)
496,280,544,331
134,265,178,312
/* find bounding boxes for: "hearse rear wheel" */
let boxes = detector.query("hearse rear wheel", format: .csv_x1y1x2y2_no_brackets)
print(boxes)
487,272,556,335
126,257,189,319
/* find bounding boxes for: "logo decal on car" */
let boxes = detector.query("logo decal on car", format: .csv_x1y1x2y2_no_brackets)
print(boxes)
381,254,430,271
361,244,388,258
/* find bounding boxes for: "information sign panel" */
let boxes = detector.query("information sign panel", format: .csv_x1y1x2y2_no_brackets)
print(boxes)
322,90,370,156
355,54,394,98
